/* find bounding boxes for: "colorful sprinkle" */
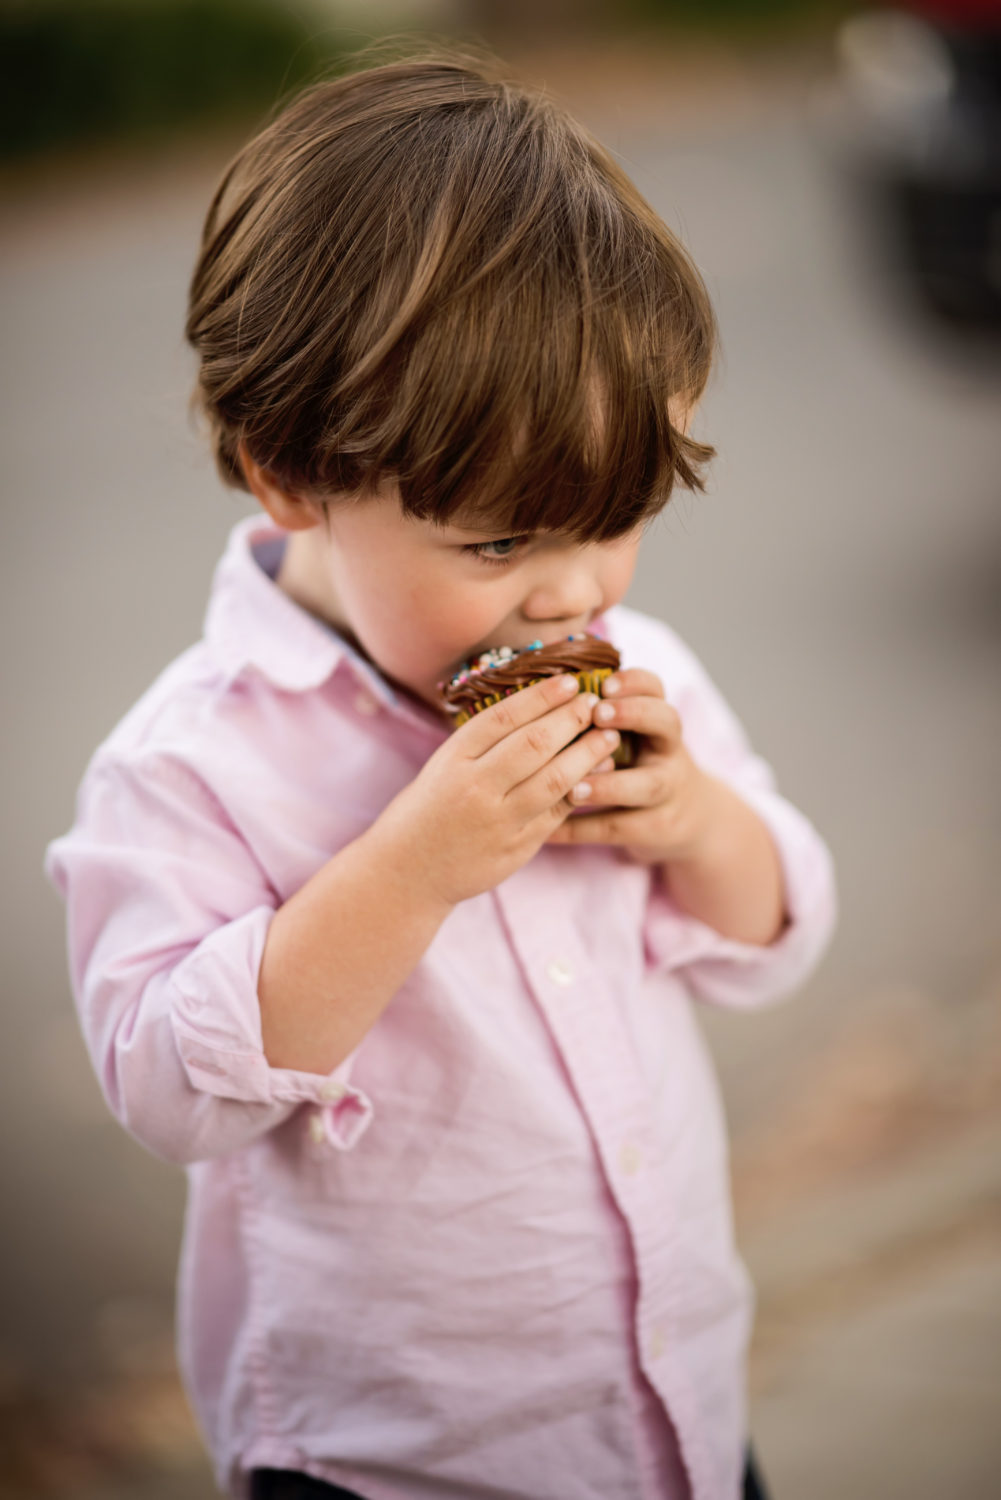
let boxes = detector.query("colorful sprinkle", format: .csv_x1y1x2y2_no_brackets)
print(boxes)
446,630,598,688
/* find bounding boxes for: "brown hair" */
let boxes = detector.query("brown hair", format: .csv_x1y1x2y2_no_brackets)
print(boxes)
185,42,717,543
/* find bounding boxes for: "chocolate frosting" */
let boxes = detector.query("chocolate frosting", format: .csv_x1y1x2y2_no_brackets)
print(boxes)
439,634,620,717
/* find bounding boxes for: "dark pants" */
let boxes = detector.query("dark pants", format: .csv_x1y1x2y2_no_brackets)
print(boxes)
251,1446,772,1498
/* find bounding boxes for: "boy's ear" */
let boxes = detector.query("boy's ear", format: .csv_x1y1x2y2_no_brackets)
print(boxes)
238,443,323,532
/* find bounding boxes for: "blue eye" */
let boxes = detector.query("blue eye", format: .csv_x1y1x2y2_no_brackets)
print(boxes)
464,536,526,565
480,538,519,559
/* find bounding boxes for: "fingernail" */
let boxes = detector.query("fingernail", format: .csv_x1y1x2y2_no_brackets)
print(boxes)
594,701,615,723
572,781,592,800
603,729,620,747
558,675,579,694
581,693,599,710
603,677,620,696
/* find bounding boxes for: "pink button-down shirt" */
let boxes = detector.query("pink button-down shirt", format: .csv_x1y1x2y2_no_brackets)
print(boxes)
45,514,836,1500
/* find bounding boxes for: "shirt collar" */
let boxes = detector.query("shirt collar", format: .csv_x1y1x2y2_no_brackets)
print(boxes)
203,512,399,703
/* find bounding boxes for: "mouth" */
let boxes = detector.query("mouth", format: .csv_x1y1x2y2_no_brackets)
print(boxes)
518,618,603,651
521,611,602,645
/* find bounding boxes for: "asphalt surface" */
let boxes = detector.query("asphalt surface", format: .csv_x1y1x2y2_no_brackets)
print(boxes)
2,41,1000,1500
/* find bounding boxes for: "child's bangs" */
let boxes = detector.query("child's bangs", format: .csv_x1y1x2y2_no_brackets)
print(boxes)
378,153,718,542
407,414,659,547
420,381,688,547
389,286,715,547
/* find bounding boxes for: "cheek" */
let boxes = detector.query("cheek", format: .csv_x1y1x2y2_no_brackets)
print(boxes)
372,573,501,666
603,548,640,606
410,581,501,649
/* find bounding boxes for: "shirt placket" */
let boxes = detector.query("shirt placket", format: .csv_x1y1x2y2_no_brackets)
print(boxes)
492,856,714,1500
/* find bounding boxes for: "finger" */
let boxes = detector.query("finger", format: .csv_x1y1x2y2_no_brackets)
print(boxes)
567,764,669,808
600,668,666,701
479,689,607,793
591,695,682,755
509,726,622,817
563,756,616,810
547,805,649,845
454,673,586,759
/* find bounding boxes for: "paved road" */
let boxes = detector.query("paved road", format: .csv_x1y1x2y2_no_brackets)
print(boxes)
2,43,1000,1498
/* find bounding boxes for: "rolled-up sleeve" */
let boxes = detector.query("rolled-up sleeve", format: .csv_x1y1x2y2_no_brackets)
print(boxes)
641,627,837,1008
44,751,373,1165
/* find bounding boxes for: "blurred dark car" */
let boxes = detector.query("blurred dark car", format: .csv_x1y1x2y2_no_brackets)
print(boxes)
824,1,1001,330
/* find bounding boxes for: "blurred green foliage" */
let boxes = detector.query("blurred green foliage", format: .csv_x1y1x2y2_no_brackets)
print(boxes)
0,0,343,160
0,0,857,163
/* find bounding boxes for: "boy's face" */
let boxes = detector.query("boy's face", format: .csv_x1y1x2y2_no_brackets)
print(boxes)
275,486,645,717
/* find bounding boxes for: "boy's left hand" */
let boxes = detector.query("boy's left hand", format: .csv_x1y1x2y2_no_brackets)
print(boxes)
544,668,718,866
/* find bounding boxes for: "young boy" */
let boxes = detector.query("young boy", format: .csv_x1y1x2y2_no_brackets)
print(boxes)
45,48,835,1500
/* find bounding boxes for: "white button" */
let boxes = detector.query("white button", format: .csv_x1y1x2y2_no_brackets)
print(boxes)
354,691,379,716
619,1141,643,1176
308,1112,327,1144
545,958,574,987
319,1079,346,1102
649,1325,667,1361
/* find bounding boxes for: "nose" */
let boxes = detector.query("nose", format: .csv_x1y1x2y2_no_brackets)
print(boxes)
522,546,605,627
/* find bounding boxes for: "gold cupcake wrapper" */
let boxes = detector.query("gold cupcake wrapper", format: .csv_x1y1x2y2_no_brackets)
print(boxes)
451,668,612,728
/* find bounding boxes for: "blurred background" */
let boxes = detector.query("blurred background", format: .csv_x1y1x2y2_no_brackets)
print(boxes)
2,0,1000,1496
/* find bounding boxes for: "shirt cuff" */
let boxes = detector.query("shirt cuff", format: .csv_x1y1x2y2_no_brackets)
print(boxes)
170,905,374,1150
643,786,837,1009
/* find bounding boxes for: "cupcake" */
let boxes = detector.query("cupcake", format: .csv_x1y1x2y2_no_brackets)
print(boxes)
438,633,638,768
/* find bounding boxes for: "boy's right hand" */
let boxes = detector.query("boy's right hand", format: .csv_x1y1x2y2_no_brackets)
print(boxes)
366,675,620,909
